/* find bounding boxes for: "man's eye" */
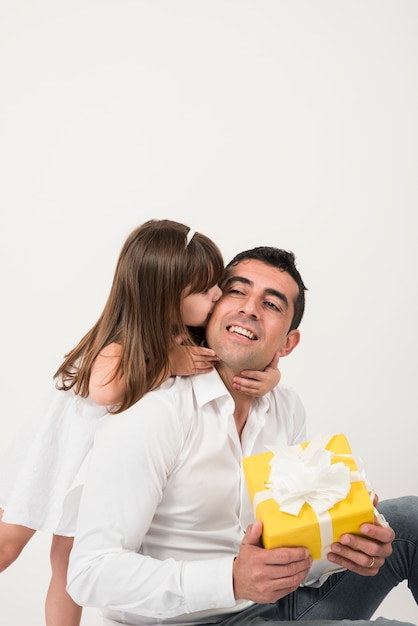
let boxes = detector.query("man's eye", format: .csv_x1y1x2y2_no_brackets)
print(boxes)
265,301,279,311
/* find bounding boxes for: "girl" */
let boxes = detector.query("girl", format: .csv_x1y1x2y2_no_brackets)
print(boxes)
0,219,280,626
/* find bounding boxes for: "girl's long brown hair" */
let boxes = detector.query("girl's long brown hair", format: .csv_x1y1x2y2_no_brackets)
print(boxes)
54,219,224,413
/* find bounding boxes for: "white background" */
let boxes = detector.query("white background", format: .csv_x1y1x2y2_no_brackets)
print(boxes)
0,1,417,624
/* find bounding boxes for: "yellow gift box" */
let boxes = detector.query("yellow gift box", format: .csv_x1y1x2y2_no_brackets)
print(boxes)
243,433,374,560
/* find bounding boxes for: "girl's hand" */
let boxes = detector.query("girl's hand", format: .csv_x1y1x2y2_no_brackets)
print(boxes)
232,352,281,397
169,343,219,376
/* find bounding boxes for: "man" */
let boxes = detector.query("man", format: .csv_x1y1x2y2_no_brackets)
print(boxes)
67,247,418,625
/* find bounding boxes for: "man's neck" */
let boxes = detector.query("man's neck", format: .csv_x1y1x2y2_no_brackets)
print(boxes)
233,397,253,439
216,363,254,440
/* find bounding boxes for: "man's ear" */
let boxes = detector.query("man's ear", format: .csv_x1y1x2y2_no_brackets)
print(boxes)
278,329,300,357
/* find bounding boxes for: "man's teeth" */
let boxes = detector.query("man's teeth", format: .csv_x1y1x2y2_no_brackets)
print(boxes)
228,326,256,340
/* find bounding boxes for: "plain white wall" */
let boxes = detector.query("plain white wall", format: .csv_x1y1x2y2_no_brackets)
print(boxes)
0,1,417,624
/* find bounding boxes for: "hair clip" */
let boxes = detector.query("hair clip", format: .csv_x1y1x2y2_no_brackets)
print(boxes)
186,227,196,246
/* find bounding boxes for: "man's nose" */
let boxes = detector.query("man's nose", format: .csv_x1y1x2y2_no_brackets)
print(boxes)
239,297,260,319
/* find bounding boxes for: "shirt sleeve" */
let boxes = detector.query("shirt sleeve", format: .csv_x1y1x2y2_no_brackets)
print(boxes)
66,391,237,618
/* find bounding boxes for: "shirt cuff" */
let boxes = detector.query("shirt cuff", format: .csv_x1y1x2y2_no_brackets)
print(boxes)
182,556,236,612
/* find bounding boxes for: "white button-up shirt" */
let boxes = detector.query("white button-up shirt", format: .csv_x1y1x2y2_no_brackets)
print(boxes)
67,369,307,625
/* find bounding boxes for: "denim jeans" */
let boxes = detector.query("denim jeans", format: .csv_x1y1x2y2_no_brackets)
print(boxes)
203,496,418,626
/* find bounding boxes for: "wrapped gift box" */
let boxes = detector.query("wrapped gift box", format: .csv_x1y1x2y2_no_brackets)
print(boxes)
243,434,374,566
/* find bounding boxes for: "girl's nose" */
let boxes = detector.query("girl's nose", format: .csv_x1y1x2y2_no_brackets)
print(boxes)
212,285,222,302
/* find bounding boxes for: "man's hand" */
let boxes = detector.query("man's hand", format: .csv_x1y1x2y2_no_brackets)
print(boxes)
233,521,312,603
327,515,395,575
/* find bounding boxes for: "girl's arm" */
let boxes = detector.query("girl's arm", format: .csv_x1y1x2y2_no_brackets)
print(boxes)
232,352,281,397
89,343,126,407
89,343,278,404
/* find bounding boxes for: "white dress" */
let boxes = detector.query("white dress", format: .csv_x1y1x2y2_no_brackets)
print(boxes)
0,383,108,536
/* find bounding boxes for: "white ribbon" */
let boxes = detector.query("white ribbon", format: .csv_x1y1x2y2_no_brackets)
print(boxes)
253,435,351,517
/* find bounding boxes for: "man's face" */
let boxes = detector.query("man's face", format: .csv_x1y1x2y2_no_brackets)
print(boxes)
206,259,300,374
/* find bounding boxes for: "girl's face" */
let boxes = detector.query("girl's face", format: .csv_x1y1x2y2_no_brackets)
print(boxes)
181,284,222,327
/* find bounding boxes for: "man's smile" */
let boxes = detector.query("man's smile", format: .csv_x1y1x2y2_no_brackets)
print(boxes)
226,325,257,340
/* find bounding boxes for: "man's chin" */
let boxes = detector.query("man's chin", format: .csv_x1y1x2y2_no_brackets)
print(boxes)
218,355,266,374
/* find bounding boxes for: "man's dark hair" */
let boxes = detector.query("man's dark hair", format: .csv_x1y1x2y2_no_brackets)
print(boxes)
222,247,307,331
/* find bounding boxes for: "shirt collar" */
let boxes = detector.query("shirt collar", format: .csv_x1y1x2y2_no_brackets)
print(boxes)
192,368,230,407
191,368,272,415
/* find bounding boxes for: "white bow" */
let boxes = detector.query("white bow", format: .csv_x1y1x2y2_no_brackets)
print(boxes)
265,436,351,516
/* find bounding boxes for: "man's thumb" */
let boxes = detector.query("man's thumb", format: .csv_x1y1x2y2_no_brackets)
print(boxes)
243,520,263,546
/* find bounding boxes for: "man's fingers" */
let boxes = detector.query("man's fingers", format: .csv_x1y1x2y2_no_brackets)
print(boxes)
242,521,263,546
235,531,312,604
328,520,395,575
